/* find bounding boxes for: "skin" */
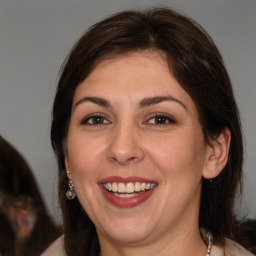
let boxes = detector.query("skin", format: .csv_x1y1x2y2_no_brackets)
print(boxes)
64,51,230,256
0,197,36,240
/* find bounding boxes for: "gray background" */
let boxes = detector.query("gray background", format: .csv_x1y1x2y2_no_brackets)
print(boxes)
0,0,255,222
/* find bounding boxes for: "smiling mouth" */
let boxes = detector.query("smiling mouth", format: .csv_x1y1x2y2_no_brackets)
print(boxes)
102,182,157,198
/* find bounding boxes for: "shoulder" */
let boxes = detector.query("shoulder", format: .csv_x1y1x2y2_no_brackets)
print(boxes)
40,235,66,256
211,238,254,256
225,238,254,256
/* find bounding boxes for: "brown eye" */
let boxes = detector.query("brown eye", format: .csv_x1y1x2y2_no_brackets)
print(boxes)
147,115,176,125
80,115,109,125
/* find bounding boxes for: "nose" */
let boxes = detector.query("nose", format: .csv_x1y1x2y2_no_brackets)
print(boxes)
107,124,145,165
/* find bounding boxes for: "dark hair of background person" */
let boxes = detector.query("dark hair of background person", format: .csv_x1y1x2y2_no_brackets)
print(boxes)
51,7,245,256
0,136,62,256
0,212,15,256
234,219,256,255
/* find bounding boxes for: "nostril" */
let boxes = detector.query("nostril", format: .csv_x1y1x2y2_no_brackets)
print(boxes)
128,156,136,161
109,155,137,165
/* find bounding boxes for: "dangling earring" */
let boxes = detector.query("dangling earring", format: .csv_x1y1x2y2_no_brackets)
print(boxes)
66,180,76,199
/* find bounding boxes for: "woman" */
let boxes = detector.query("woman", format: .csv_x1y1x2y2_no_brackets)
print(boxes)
46,7,253,256
0,136,61,256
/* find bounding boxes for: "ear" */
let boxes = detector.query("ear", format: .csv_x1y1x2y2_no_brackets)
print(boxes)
202,127,231,179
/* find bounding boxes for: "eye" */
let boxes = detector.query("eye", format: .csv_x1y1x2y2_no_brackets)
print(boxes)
147,114,176,125
80,114,110,125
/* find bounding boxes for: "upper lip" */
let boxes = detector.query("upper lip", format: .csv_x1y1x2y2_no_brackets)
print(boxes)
99,176,157,184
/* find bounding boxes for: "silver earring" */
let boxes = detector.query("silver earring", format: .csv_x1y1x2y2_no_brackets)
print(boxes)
66,180,76,199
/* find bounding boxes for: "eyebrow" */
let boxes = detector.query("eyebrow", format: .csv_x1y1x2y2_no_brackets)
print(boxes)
74,97,110,108
74,96,187,111
140,96,187,111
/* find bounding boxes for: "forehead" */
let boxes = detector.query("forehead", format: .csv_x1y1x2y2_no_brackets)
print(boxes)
86,51,168,83
73,51,196,112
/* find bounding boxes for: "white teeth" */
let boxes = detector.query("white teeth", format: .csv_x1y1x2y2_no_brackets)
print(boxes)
126,183,134,193
113,193,138,198
151,183,156,189
134,182,141,192
112,182,118,192
103,182,156,194
107,183,112,191
117,183,126,193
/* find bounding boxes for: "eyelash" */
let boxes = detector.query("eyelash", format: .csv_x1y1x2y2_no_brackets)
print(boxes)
80,114,176,126
146,114,176,126
80,114,110,125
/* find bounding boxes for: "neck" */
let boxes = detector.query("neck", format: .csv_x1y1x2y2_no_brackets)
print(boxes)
99,227,207,256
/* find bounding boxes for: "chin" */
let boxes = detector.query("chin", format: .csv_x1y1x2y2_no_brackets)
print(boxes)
113,232,150,245
98,223,153,245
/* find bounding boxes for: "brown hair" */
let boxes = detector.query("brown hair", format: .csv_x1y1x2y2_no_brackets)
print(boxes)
51,8,243,255
234,219,256,254
0,136,61,256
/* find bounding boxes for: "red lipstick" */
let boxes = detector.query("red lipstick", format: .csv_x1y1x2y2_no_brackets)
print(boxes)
99,176,157,208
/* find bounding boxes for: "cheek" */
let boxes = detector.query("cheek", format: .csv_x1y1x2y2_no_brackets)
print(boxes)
66,134,106,215
67,133,107,180
146,131,205,179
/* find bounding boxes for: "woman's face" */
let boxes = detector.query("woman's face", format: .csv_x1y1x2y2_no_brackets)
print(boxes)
65,52,212,245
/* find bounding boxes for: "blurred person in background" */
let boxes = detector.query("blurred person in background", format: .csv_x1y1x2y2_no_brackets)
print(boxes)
234,219,256,255
0,136,61,256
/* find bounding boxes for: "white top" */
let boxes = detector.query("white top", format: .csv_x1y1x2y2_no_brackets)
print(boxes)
41,236,65,256
41,236,254,256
